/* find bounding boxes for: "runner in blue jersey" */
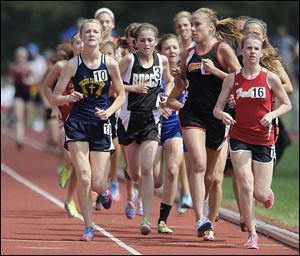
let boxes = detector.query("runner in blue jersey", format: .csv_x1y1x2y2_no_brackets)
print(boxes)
52,19,125,242
154,34,189,234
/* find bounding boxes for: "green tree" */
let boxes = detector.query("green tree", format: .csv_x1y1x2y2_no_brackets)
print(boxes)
1,1,298,76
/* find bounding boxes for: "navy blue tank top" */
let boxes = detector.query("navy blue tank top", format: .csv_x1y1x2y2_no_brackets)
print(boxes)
70,53,111,120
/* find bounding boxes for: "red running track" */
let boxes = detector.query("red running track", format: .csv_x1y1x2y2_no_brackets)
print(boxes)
1,128,298,255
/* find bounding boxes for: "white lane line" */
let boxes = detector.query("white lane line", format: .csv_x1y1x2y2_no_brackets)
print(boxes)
1,163,141,255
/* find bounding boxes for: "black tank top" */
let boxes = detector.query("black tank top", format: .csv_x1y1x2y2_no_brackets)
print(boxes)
122,52,163,113
183,42,227,117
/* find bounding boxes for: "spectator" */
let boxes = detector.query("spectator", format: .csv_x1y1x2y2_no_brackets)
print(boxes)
26,43,48,132
270,25,296,76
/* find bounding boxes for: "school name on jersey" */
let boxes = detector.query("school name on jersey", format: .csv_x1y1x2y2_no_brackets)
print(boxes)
79,77,106,98
132,66,161,88
188,62,210,75
188,62,202,72
236,86,266,99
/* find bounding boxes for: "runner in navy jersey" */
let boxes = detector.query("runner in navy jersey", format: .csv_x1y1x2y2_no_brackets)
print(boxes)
52,19,125,242
213,34,291,249
118,23,173,235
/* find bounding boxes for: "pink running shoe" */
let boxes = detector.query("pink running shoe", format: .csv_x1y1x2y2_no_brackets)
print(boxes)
80,226,94,242
244,234,259,249
263,190,274,209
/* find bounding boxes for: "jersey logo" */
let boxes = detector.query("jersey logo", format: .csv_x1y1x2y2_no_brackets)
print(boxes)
236,87,266,99
188,62,202,72
132,66,161,88
188,62,210,75
79,77,106,98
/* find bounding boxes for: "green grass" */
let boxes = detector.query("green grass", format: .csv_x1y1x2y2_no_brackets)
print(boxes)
222,143,299,229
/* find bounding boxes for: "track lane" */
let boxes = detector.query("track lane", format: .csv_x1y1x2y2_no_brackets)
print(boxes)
1,128,298,255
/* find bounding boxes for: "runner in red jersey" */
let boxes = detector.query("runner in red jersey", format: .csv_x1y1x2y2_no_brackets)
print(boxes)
60,81,75,123
228,17,294,235
230,67,275,145
213,34,292,249
41,33,83,219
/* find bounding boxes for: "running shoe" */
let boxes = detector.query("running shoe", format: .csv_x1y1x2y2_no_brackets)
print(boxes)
99,189,113,209
137,199,143,216
181,193,193,209
111,181,121,201
158,221,173,234
64,200,79,218
58,166,72,188
176,197,187,215
80,226,94,242
263,189,274,209
196,217,212,237
203,228,215,241
244,234,259,249
125,201,136,219
140,217,151,235
95,195,103,211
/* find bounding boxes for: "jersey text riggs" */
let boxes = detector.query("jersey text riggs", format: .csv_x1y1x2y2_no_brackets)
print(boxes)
132,66,161,88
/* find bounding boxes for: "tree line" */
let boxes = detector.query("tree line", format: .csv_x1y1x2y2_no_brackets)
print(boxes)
1,1,299,76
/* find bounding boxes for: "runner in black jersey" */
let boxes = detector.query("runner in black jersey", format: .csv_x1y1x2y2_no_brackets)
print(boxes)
118,23,173,235
167,8,241,240
52,19,125,242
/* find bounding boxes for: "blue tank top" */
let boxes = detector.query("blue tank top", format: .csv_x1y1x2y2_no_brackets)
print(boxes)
160,79,186,122
70,53,111,121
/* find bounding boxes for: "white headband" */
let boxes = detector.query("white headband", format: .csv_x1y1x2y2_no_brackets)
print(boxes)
94,7,115,20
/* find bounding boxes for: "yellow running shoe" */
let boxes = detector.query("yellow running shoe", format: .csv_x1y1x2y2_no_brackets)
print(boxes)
158,221,173,234
65,200,79,218
58,166,72,188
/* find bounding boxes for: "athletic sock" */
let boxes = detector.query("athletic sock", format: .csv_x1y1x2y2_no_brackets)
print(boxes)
158,203,172,224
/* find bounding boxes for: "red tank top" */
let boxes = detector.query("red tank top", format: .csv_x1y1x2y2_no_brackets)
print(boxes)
230,67,275,145
60,81,74,122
